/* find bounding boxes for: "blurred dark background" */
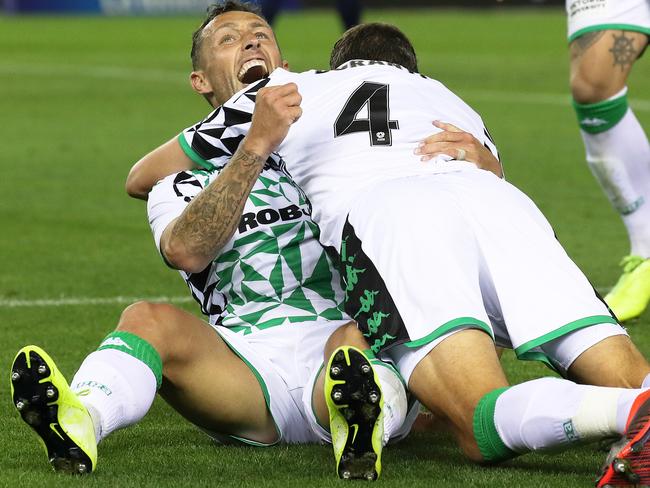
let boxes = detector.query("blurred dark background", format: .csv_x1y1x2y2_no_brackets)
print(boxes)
1,0,563,14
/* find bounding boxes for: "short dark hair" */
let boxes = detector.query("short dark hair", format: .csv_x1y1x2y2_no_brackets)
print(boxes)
191,1,263,70
329,23,418,72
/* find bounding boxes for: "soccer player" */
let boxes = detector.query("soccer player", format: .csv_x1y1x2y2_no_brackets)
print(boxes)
567,0,650,321
10,2,496,480
9,2,410,480
181,22,650,486
124,1,501,480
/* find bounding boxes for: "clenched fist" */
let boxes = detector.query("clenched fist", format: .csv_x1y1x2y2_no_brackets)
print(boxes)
242,82,303,159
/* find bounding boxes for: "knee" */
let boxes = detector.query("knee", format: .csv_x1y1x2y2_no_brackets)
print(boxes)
324,321,367,359
117,301,182,345
570,73,617,104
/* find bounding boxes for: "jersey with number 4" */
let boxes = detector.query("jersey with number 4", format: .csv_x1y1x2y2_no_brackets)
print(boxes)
182,61,499,251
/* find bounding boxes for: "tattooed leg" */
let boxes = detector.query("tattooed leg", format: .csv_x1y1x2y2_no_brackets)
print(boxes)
570,30,647,103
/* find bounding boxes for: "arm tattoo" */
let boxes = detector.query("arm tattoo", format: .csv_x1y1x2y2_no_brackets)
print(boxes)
170,148,265,262
609,31,639,71
571,30,605,57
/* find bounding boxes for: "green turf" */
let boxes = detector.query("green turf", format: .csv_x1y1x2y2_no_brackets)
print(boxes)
1,7,649,487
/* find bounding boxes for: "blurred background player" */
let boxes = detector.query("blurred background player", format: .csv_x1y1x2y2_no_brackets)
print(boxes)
260,0,361,30
567,0,650,321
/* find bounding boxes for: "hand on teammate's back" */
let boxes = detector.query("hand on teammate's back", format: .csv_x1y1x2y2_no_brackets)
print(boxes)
415,120,503,178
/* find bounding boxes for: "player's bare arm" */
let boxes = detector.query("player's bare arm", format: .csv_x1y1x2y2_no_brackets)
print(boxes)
415,121,503,178
126,137,195,200
161,145,266,272
160,82,302,273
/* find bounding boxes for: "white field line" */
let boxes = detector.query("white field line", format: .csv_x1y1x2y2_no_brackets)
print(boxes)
0,295,194,308
0,289,611,308
1,63,648,112
0,63,188,85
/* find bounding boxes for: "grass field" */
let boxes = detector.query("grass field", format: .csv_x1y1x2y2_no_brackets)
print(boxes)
1,6,650,487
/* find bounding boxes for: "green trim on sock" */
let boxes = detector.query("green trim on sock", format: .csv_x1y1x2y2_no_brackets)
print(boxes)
572,93,628,134
473,387,518,463
98,331,163,389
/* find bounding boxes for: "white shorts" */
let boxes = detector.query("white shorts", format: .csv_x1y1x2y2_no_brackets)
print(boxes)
566,0,650,42
340,168,620,379
211,320,349,444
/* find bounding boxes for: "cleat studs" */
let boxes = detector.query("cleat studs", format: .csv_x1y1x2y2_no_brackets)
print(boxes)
331,366,342,377
46,387,56,399
631,440,644,453
11,371,20,382
365,472,375,481
332,389,344,402
613,459,628,474
15,400,26,411
368,391,380,404
342,470,351,480
333,350,346,363
37,364,48,375
76,463,88,474
24,410,41,426
360,364,371,374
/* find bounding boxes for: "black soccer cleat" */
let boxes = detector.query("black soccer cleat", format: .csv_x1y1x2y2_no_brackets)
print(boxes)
325,346,383,481
11,346,97,474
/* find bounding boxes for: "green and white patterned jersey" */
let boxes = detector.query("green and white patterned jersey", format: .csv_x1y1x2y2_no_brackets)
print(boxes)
148,163,347,335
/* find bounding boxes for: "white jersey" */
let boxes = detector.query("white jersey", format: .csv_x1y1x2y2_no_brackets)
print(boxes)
148,165,347,334
182,61,499,251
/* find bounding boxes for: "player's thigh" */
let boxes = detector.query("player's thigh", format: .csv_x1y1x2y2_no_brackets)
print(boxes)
570,29,648,102
160,327,275,442
118,303,274,441
567,334,650,387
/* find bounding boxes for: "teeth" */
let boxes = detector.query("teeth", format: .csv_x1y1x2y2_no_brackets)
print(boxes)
238,59,266,80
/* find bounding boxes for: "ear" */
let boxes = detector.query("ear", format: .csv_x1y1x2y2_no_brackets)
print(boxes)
282,59,289,70
190,70,212,95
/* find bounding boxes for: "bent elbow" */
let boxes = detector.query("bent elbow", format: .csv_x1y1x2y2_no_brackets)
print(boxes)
125,167,149,200
161,239,210,274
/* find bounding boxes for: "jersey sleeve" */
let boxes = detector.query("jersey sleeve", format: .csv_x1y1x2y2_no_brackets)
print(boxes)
177,78,271,172
146,170,209,253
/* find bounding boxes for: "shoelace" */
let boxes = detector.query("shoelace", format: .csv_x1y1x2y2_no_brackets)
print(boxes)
620,255,646,274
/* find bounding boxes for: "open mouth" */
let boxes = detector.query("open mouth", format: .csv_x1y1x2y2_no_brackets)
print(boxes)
237,59,269,84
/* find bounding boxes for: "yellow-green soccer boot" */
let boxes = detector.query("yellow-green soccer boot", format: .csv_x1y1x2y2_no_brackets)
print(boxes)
10,345,97,474
325,346,383,481
605,256,650,322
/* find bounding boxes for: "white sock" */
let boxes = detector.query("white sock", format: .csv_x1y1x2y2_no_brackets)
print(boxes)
582,104,650,257
372,360,407,445
493,378,638,454
71,349,158,443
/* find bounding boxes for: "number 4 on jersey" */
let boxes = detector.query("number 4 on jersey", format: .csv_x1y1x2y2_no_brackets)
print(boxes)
334,82,399,146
